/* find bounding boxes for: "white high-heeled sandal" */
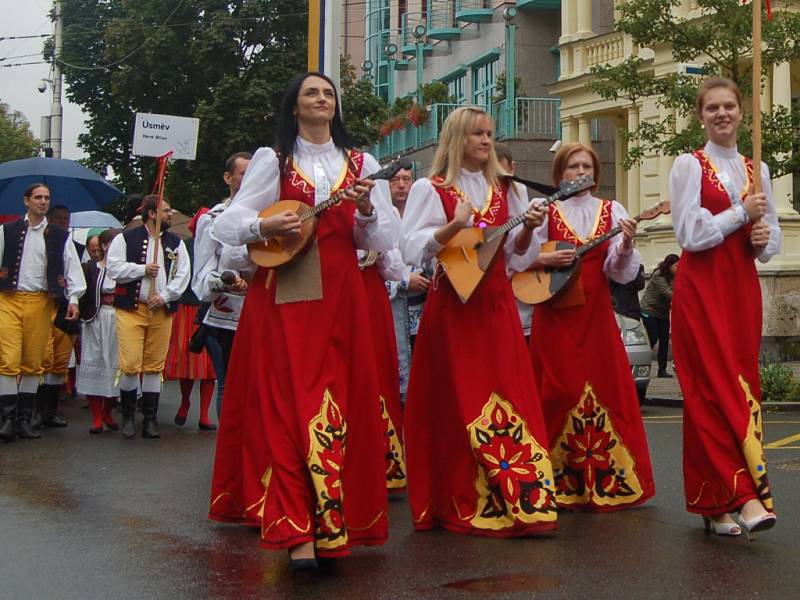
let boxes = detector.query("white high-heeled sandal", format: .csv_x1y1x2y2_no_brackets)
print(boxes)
733,511,777,542
703,515,742,536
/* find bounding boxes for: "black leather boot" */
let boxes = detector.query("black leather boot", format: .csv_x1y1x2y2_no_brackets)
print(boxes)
120,389,137,439
141,392,160,439
0,394,17,442
42,384,67,427
30,385,46,430
16,393,42,439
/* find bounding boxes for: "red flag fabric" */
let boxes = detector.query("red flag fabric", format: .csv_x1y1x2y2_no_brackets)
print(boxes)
746,0,773,20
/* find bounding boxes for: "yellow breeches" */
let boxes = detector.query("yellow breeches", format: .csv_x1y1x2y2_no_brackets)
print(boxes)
116,304,173,374
0,291,54,377
42,304,76,376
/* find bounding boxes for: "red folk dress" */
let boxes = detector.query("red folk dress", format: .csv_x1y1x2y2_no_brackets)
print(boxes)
530,200,655,511
671,150,773,517
209,152,389,557
404,180,558,537
361,263,407,491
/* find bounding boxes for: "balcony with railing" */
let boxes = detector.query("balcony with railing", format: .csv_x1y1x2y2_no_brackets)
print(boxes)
372,98,563,161
455,0,493,23
401,12,434,56
517,0,561,9
427,0,461,40
560,31,635,79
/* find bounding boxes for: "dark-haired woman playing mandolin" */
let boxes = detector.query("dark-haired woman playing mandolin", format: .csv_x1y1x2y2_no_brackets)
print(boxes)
400,106,559,537
209,72,399,568
523,142,655,511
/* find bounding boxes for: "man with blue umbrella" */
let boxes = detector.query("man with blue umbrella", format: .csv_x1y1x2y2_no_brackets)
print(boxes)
0,183,86,442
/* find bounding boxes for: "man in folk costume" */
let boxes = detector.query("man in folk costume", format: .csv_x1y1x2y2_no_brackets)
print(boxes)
32,204,83,429
192,151,252,419
106,194,190,439
0,184,85,442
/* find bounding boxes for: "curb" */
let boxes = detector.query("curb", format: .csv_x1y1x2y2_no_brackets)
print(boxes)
644,398,800,412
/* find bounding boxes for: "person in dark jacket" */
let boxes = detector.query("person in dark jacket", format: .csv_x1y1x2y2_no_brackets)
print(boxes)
610,263,646,320
641,253,679,377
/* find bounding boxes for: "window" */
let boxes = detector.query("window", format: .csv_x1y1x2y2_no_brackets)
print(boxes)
446,74,467,105
472,58,498,107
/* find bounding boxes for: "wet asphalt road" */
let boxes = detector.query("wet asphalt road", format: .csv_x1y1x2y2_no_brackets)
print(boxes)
2,383,800,600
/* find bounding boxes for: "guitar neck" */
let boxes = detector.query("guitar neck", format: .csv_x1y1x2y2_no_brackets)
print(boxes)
575,212,646,257
483,188,564,243
301,171,380,222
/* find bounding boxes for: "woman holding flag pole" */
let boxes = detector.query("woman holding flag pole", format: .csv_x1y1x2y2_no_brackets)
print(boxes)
669,0,780,539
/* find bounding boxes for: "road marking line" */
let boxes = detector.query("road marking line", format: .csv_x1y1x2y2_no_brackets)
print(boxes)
764,433,800,450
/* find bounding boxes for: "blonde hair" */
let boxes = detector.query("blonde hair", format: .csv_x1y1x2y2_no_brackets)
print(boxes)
428,107,508,188
551,142,600,192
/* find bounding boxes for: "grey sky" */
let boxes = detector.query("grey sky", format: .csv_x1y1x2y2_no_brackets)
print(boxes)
0,1,87,160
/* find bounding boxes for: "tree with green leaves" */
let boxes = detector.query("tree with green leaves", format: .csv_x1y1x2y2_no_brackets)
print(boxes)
53,0,308,213
339,55,388,148
0,103,40,162
588,0,800,181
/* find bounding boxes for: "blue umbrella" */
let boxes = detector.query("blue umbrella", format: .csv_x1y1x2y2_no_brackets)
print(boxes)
0,157,122,215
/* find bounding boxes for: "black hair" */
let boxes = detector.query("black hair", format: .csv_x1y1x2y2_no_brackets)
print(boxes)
124,193,144,224
225,152,253,174
140,194,169,224
274,72,353,173
658,253,680,280
47,204,69,216
24,183,50,198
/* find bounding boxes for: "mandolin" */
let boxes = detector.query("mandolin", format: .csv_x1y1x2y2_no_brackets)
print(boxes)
511,200,671,306
437,174,595,303
248,156,412,268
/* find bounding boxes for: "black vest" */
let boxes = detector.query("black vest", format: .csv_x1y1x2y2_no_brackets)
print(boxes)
114,225,181,313
0,219,69,298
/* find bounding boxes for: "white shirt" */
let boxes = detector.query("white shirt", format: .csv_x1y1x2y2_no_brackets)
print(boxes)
399,169,538,273
669,141,781,261
213,138,399,252
105,227,191,303
0,216,85,304
525,193,642,284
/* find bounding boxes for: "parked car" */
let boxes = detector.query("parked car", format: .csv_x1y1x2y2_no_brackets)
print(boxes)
616,313,651,403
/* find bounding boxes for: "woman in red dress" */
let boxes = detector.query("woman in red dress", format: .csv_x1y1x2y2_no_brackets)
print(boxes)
670,77,780,538
526,143,655,511
208,72,398,568
400,106,558,537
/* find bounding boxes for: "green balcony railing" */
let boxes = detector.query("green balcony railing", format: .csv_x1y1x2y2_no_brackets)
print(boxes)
427,0,461,40
455,0,493,23
373,98,563,161
401,12,433,55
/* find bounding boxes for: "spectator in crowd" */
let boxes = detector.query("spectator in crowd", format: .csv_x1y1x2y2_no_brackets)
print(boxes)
610,263,646,321
641,254,679,378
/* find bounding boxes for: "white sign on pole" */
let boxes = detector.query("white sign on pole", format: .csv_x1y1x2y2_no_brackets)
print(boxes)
132,112,199,160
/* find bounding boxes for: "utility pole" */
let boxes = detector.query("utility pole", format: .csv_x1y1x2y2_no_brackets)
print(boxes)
50,0,63,158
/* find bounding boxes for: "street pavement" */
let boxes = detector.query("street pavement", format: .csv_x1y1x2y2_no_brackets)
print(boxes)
2,381,800,600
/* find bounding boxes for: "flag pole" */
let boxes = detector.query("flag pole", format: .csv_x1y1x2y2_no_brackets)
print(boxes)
751,0,763,195
148,151,173,302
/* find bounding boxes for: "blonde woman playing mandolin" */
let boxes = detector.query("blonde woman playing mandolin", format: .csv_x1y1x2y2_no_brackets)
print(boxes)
209,72,399,569
399,106,559,537
522,142,655,512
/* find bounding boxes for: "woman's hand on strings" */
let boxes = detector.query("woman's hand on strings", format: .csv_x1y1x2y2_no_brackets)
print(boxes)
259,210,302,238
343,179,376,216
537,249,576,268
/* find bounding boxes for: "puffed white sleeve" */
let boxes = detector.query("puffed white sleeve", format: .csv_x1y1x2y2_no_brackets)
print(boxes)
670,153,749,252
400,178,447,267
353,152,399,252
63,240,86,304
503,181,542,272
214,147,281,246
191,213,219,302
756,162,781,263
603,201,642,284
105,234,145,283
376,248,405,282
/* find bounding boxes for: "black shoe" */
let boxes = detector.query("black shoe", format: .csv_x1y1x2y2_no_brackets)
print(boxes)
0,418,15,442
16,420,41,439
289,558,318,571
120,415,135,439
174,413,187,426
119,388,138,439
198,421,217,431
30,410,45,430
44,415,68,428
141,418,160,439
657,371,673,378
